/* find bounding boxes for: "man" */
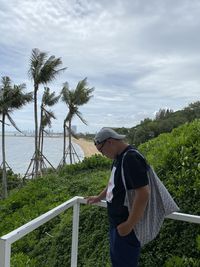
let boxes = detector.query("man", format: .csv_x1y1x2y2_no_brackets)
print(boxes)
87,127,150,267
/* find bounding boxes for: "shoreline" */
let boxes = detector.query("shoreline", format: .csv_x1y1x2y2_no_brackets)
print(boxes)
0,135,99,157
72,138,100,157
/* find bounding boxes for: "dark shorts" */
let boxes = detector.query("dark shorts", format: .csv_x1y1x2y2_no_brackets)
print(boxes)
109,227,141,267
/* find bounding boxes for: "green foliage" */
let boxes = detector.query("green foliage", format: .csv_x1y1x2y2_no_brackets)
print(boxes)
197,235,200,251
0,168,22,198
61,78,94,126
0,155,111,266
164,235,200,266
122,101,200,146
164,256,200,267
11,253,37,267
139,119,200,266
0,76,33,114
58,154,111,176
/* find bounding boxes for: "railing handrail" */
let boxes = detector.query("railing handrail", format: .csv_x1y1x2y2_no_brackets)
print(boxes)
0,196,200,267
0,196,78,244
1,196,200,243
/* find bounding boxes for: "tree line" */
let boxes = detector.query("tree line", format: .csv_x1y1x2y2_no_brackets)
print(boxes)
0,48,94,199
116,101,200,147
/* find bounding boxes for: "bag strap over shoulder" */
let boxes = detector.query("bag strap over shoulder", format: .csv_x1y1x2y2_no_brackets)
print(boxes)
121,148,148,191
121,148,146,210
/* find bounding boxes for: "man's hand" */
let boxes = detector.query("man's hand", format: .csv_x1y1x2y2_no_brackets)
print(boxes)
85,196,100,204
117,220,133,236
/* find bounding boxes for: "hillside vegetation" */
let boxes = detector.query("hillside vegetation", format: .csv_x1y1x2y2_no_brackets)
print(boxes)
116,101,200,147
0,120,200,266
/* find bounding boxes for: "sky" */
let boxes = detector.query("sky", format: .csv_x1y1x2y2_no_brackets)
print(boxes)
0,0,200,134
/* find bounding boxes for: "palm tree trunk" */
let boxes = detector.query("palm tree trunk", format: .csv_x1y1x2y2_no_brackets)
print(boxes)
41,129,44,156
38,104,43,172
2,113,8,199
38,104,43,154
34,85,39,178
63,120,66,165
69,118,72,164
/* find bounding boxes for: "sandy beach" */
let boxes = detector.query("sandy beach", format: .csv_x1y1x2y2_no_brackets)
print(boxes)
73,138,100,157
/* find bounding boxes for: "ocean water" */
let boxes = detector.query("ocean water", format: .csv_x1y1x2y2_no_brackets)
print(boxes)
0,136,84,175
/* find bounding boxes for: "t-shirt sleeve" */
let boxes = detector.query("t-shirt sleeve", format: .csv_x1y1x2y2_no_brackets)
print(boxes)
123,151,149,189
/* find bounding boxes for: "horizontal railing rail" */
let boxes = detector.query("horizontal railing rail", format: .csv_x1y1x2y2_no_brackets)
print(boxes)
0,196,200,267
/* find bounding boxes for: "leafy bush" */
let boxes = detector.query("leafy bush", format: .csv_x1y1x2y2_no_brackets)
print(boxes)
139,120,200,266
0,155,111,266
164,256,200,267
11,252,37,267
0,168,23,198
58,154,111,176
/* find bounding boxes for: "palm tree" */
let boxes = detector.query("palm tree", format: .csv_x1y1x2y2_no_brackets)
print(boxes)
61,78,94,164
0,76,33,199
28,48,66,177
39,87,60,156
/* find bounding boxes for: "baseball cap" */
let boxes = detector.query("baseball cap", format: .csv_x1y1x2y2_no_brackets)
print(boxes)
94,127,126,145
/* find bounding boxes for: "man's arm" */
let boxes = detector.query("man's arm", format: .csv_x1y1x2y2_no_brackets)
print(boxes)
86,187,107,204
117,185,150,236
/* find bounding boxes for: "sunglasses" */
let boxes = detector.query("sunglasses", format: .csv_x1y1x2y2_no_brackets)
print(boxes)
94,139,107,153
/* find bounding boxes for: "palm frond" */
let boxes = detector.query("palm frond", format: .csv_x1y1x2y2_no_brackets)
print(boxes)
1,76,12,89
42,87,60,106
42,115,52,128
0,120,10,126
61,83,71,104
73,78,94,106
75,110,87,125
40,56,67,84
41,107,56,128
65,111,76,123
65,125,78,139
42,107,56,120
6,113,23,133
28,48,48,83
0,77,33,112
43,129,50,135
9,85,33,109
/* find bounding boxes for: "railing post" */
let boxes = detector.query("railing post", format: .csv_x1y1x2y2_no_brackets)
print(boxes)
71,200,80,267
0,239,11,267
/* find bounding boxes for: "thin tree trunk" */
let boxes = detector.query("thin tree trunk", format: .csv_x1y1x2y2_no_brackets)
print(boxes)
69,118,72,164
41,129,44,156
63,120,66,165
2,113,8,199
38,104,43,154
38,104,43,172
34,85,39,178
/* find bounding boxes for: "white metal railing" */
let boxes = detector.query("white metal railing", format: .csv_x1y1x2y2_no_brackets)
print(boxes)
0,196,200,267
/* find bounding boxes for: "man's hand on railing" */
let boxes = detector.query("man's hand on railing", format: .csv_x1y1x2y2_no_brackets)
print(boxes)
85,196,101,204
85,187,108,204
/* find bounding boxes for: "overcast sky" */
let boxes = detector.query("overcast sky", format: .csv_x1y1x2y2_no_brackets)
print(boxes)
1,0,200,133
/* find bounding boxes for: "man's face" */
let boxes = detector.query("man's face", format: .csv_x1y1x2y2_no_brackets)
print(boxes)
95,138,116,159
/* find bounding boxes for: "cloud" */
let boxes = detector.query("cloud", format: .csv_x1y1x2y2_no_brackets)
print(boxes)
0,0,200,133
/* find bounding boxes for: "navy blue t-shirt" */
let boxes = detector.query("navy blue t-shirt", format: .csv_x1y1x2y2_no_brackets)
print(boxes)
107,145,149,227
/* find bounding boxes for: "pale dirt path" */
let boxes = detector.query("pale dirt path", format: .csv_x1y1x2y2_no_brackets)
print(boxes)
72,138,100,157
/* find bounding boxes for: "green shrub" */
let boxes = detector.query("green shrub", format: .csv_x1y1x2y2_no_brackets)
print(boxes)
164,256,200,267
11,252,37,267
58,154,111,176
0,168,23,198
139,120,200,266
